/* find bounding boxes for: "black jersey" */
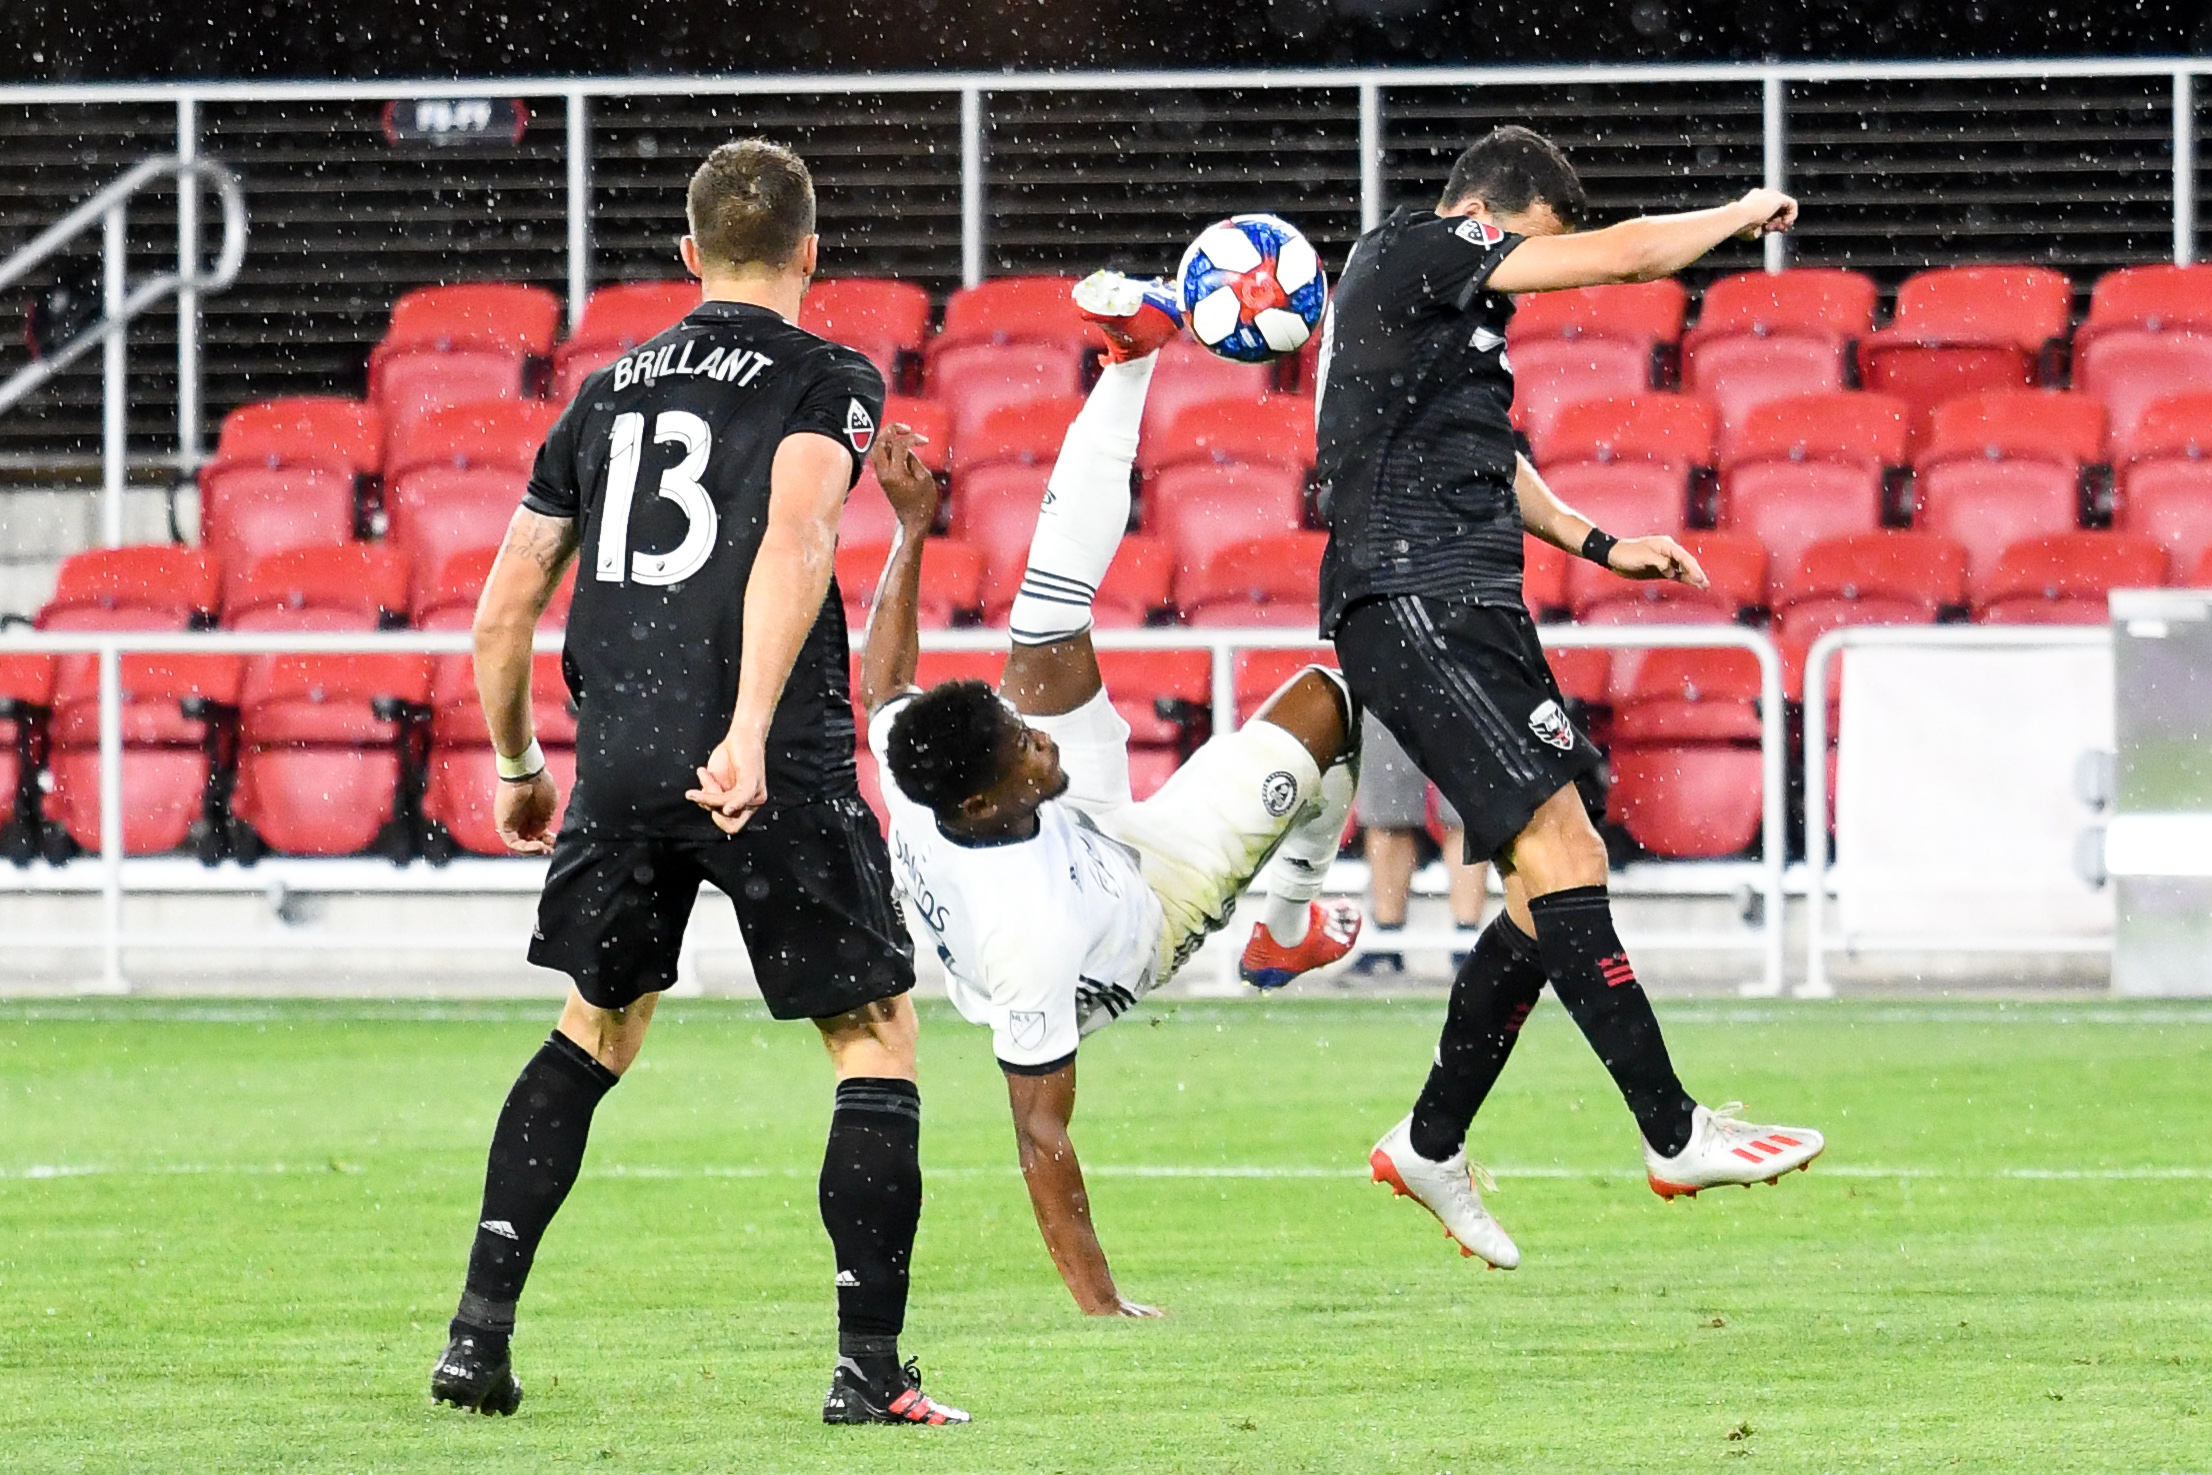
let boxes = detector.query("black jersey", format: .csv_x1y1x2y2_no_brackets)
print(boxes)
522,299,884,838
1314,206,1528,635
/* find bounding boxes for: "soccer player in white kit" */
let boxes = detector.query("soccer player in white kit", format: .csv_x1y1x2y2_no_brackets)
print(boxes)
854,272,1363,1316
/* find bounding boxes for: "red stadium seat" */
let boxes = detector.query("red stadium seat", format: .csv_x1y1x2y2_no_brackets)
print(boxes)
551,281,698,401
928,343,1087,445
1920,389,2106,470
2194,548,2212,587
2076,331,2212,447
2075,264,2212,348
930,276,1086,358
1232,647,1335,725
1145,462,1308,602
1139,340,1274,441
948,462,1050,614
1510,338,1656,451
1773,531,1967,697
375,283,561,360
1911,395,2098,599
1549,462,1696,611
1685,336,1849,461
45,545,222,627
1575,529,1769,631
373,349,529,452
837,538,986,631
2113,390,2212,466
1607,745,1763,858
1544,646,1611,709
413,547,575,633
210,397,382,475
953,396,1083,477
385,400,563,483
1128,745,1180,801
1856,267,2073,436
842,396,956,547
1615,647,1765,728
1182,531,1327,627
225,545,411,627
45,649,243,855
1511,284,1688,446
422,728,576,858
2115,458,2212,576
386,467,530,610
1098,649,1211,747
800,278,933,391
1141,393,1317,479
1522,535,1567,618
1510,280,1689,359
1719,393,1910,588
1540,393,1716,470
1687,268,1878,347
1975,532,2166,625
228,637,432,858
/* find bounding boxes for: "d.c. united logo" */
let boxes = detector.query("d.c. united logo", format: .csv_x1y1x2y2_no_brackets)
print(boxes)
1527,699,1575,751
844,398,875,452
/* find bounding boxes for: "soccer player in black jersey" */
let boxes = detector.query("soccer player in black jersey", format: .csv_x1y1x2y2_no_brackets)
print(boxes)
1320,127,1825,1268
428,139,968,1426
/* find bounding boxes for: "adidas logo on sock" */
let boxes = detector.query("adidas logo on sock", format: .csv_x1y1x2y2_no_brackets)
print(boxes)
835,1270,859,1288
480,1219,519,1240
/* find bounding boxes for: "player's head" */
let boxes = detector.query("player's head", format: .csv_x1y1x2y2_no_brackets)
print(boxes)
681,137,819,280
1438,126,1587,237
885,680,1068,830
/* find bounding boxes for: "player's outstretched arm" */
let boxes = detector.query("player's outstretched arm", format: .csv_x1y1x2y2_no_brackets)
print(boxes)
474,506,580,854
691,432,852,833
1004,1061,1163,1319
1485,188,1796,294
858,424,940,714
1513,454,1708,590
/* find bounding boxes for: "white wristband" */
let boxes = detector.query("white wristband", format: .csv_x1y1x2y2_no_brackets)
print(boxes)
496,738,546,782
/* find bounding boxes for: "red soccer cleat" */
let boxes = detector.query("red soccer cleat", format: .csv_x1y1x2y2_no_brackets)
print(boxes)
1239,899,1362,990
1073,270,1185,363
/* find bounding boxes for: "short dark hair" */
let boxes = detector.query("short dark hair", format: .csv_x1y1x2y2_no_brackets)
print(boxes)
884,680,1013,814
1439,126,1587,228
686,138,816,271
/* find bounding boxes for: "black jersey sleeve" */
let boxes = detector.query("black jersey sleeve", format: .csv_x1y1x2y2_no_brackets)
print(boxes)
520,387,591,519
1397,216,1526,313
785,346,887,490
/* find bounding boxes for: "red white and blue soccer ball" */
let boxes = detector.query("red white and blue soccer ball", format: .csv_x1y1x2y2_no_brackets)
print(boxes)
1176,214,1328,364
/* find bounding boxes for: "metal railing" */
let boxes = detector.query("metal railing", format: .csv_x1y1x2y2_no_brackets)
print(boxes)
0,150,247,537
0,621,1786,996
1799,623,2114,999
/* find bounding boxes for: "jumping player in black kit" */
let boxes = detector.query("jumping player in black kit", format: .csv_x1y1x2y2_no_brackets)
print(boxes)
1321,127,1826,1268
429,140,968,1426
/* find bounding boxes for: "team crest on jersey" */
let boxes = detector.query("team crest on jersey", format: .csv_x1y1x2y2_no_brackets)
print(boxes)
1528,700,1575,751
1260,770,1300,818
844,398,876,453
1454,218,1505,247
1008,1011,1047,1051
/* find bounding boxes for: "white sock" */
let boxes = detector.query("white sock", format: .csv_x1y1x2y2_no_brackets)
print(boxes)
1255,758,1357,945
1007,354,1156,646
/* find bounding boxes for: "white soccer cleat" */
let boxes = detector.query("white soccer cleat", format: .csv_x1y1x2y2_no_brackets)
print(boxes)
1368,1115,1520,1269
1644,1102,1825,1200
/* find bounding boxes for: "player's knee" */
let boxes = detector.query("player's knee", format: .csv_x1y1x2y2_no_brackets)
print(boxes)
1253,668,1354,767
1511,789,1608,893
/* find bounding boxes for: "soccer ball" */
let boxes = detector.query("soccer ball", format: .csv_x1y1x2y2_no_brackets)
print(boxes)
1176,214,1327,364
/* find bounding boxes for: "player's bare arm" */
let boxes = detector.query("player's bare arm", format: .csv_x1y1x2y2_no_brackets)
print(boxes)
1003,1061,1163,1318
858,424,939,714
1513,453,1708,590
687,430,852,833
1478,188,1795,294
474,506,581,855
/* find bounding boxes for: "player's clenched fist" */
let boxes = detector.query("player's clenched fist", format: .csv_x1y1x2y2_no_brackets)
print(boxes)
1736,188,1797,238
494,769,560,855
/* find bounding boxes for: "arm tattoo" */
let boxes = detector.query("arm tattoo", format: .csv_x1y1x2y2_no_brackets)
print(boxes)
509,512,579,575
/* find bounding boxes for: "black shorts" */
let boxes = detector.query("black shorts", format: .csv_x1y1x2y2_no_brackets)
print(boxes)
1333,594,1600,866
528,796,915,1019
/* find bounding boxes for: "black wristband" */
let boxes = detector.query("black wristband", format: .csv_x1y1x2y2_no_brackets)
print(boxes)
1579,528,1619,567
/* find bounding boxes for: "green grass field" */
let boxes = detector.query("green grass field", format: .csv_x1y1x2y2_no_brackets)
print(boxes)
4,996,2209,1473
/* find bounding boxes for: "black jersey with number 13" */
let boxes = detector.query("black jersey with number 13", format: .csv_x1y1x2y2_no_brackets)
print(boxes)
522,299,884,839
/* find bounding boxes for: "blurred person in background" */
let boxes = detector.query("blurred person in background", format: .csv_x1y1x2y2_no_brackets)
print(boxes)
1351,713,1490,978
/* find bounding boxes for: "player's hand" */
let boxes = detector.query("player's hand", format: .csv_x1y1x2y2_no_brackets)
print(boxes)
686,728,769,834
868,423,938,531
1736,188,1797,238
1608,534,1709,589
494,769,560,855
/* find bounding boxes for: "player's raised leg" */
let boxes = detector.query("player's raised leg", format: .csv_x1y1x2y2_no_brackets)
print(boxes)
997,270,1180,720
1237,670,1365,988
432,988,655,1414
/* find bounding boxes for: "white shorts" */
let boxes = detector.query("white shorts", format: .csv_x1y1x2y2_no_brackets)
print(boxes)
1029,688,1327,989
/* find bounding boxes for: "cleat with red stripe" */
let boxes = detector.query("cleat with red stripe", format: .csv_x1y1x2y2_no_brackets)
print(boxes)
1241,899,1362,990
823,1357,972,1427
1368,1115,1519,1269
1073,270,1185,363
1645,1102,1824,1199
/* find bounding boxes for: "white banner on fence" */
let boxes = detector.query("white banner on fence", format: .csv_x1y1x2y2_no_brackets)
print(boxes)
1835,646,2115,940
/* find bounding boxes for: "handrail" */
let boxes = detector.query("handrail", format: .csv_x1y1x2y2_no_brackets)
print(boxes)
1799,623,2112,1000
0,621,1785,996
0,155,248,544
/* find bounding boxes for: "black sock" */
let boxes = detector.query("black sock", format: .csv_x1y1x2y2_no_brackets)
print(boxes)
821,1077,922,1388
1408,913,1547,1161
452,1031,619,1352
1528,886,1696,1157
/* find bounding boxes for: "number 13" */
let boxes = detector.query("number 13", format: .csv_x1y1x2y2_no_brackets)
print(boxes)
596,410,719,587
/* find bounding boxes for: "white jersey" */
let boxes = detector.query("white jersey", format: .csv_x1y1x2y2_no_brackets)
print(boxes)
868,694,1165,1070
